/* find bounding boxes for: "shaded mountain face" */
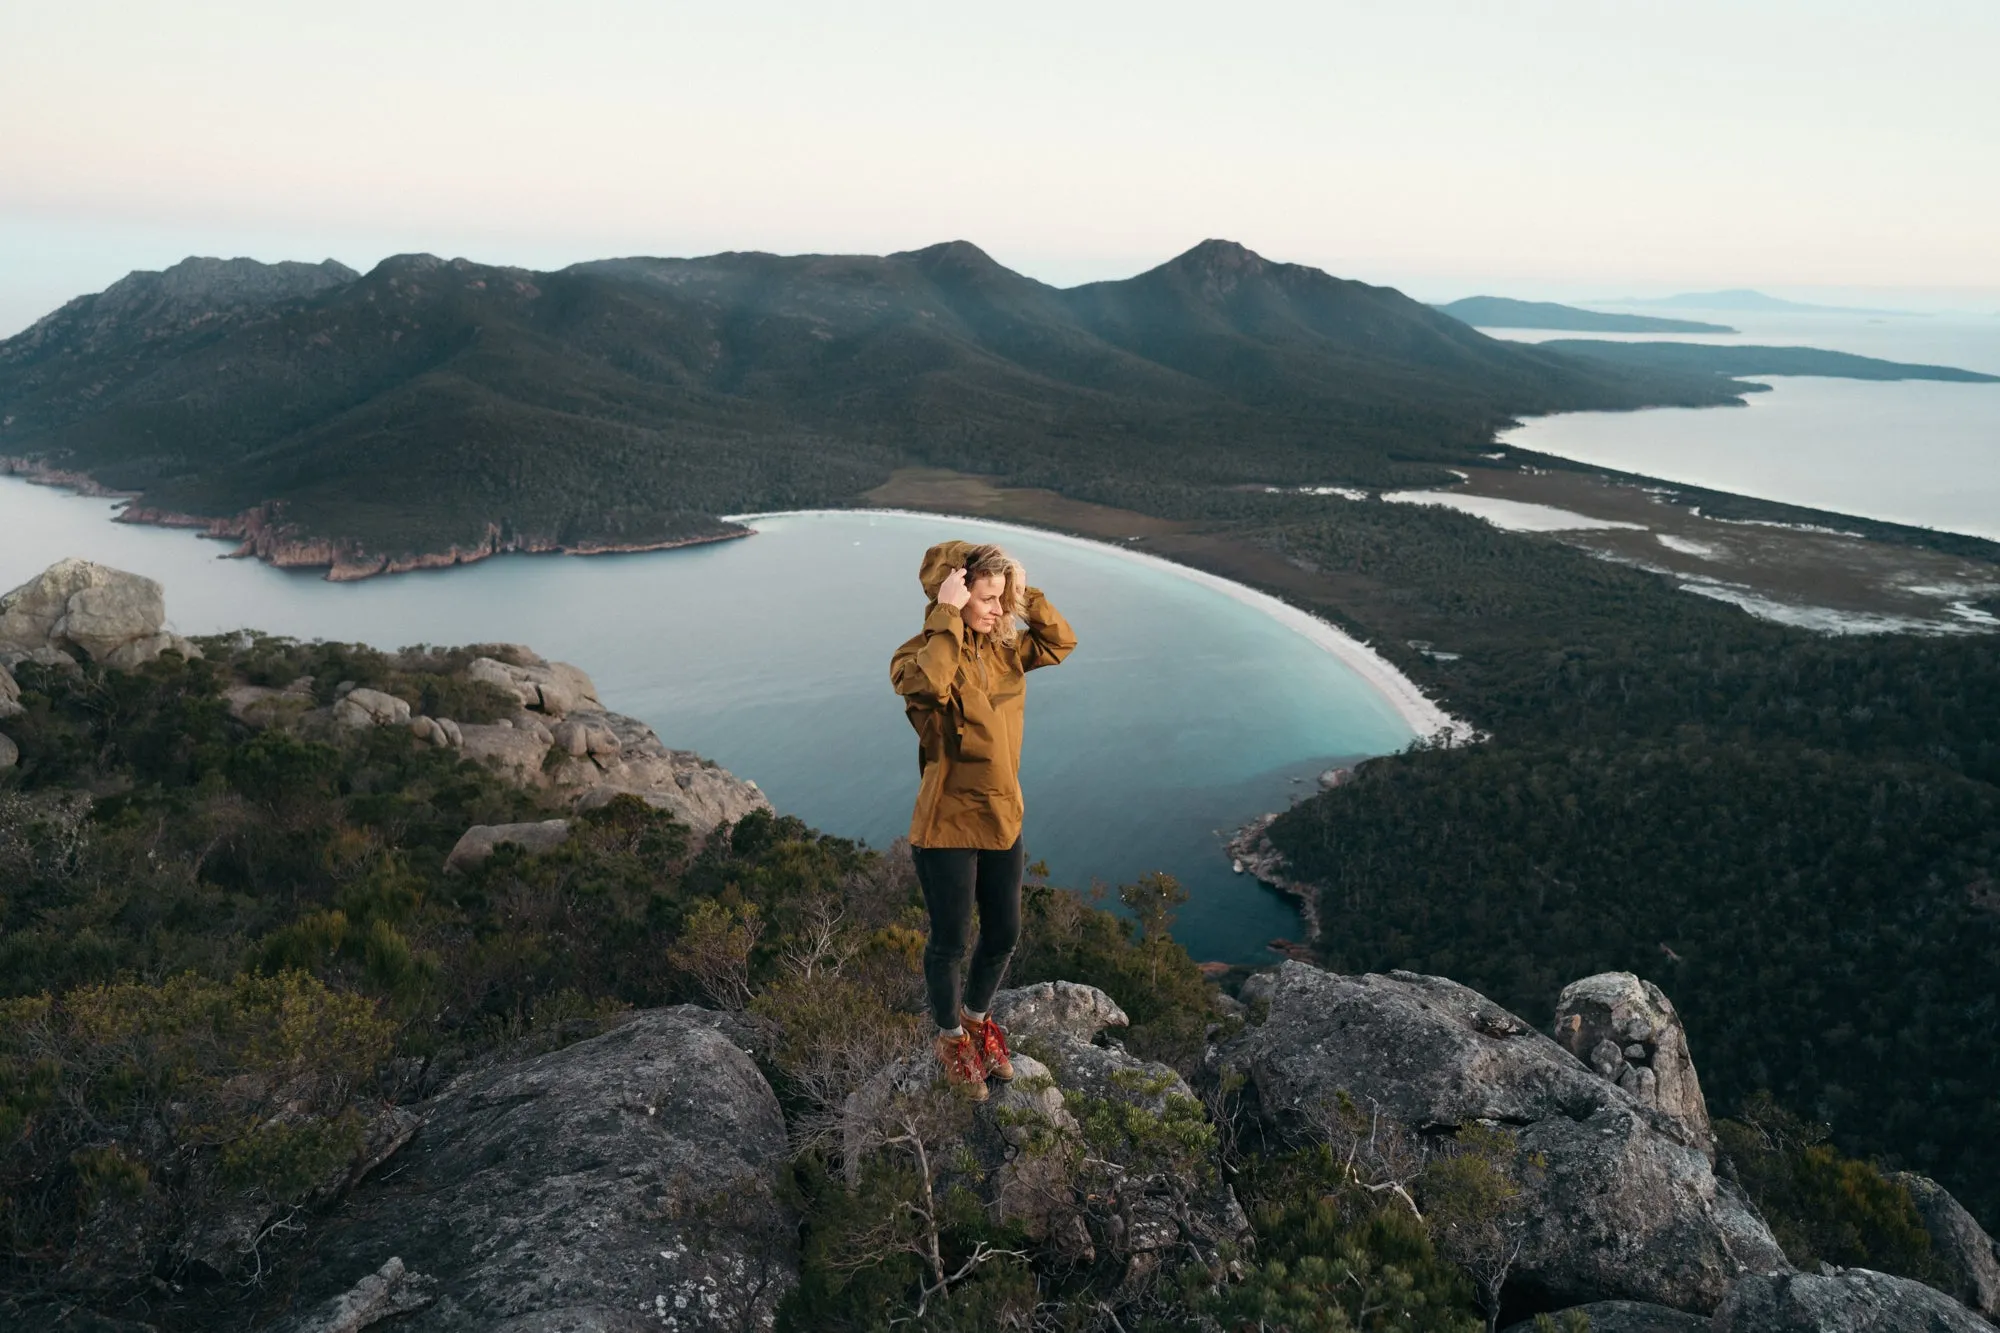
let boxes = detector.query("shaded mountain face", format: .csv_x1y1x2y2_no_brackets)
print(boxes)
0,242,1736,560
3,256,358,366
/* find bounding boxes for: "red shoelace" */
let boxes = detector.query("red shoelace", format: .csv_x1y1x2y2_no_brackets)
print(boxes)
938,1030,984,1084
970,1016,1010,1072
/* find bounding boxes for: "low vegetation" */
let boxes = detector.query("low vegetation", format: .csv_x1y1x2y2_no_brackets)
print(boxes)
4,640,1946,1328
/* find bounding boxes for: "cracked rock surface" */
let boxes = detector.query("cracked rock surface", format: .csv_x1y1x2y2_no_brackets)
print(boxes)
0,557,200,670
1891,1172,2000,1319
1713,1267,1993,1332
1213,960,1786,1314
1555,971,1713,1156
281,1008,796,1332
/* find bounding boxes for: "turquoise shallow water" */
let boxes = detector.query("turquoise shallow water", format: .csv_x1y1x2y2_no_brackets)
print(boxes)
0,488,1418,962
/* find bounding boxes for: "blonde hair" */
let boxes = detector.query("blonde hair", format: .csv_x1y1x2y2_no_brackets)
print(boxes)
962,543,1027,645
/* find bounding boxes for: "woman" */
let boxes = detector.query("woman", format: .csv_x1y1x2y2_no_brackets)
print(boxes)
890,540,1077,1100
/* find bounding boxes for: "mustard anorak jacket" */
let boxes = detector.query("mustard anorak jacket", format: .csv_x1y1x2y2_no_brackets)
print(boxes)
890,540,1078,849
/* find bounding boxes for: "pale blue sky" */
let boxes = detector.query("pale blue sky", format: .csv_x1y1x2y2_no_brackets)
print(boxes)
4,0,1996,334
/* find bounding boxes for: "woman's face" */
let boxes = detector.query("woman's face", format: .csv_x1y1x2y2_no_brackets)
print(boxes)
963,573,1009,634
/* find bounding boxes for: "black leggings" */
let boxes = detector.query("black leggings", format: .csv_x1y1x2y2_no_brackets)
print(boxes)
913,838,1025,1031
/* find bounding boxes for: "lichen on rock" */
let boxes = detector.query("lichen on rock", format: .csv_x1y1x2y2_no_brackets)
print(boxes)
289,1007,797,1332
1213,960,1786,1314
0,556,200,670
1555,971,1713,1156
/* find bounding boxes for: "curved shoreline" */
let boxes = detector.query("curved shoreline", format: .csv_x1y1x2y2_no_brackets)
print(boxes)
0,467,1468,746
725,506,1474,745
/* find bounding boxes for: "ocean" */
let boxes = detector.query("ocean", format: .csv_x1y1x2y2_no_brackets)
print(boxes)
1492,310,2000,541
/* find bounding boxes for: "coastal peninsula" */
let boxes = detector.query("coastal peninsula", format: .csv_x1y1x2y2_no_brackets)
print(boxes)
1436,294,1736,333
1541,338,2000,383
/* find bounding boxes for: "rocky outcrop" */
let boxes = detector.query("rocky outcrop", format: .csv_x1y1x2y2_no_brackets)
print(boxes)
332,687,411,728
443,820,573,873
1226,812,1321,939
1713,1267,1993,1332
287,1007,796,1332
1890,1173,2000,1319
407,715,463,748
315,645,770,837
842,982,1248,1288
841,1046,1088,1252
555,708,771,834
453,720,554,784
1501,1302,1709,1333
988,979,1132,1045
225,679,316,728
1216,961,1786,1314
0,558,200,669
0,731,15,770
996,983,1251,1281
1555,972,1713,1155
274,1257,437,1333
464,653,602,716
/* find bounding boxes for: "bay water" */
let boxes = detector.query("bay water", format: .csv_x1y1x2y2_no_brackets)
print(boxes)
1492,312,2000,540
0,485,1420,963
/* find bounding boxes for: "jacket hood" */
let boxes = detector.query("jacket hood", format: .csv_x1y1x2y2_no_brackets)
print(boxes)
918,540,979,603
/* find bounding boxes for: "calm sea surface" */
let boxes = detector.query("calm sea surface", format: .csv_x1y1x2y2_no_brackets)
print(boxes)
0,486,1419,963
1494,312,2000,540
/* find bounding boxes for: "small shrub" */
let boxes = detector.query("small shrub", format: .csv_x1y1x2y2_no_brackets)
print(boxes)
668,897,764,1009
1717,1091,1939,1280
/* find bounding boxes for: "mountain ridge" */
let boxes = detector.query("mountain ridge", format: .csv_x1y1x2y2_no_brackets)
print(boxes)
0,241,1743,573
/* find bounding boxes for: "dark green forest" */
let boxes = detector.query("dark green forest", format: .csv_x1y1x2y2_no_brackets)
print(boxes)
1249,493,2000,1227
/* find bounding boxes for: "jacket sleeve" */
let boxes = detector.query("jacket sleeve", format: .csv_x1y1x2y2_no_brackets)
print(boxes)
891,603,965,705
1018,587,1076,672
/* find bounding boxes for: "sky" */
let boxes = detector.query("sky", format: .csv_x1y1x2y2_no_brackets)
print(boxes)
4,0,1998,335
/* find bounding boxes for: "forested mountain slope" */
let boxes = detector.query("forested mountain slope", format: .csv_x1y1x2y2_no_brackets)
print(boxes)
0,243,1738,562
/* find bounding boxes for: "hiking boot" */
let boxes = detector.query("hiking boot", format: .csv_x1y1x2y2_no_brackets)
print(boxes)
964,1011,1015,1082
934,1029,989,1101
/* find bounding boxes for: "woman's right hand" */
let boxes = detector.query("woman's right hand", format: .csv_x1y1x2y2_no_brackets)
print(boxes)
937,569,970,609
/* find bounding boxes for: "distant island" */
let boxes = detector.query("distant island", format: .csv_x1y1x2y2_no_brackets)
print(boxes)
1435,295,1735,334
1604,288,1917,316
1540,339,2000,383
